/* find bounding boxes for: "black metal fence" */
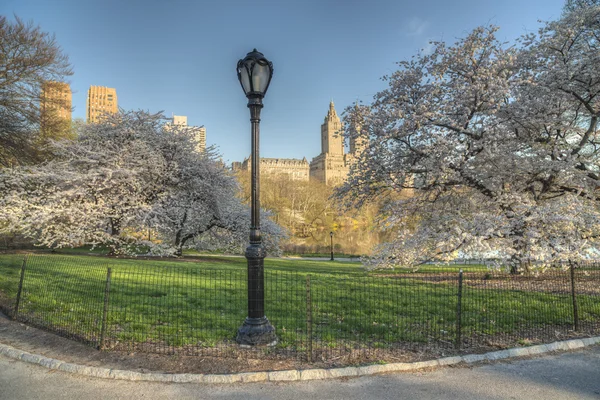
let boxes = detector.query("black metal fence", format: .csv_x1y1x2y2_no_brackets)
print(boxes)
0,254,598,365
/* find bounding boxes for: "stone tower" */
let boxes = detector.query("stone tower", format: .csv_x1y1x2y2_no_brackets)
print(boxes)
310,101,349,185
346,103,368,169
349,107,366,156
321,100,344,156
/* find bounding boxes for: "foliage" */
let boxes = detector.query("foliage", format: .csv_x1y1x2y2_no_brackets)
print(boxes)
235,171,333,227
563,0,600,13
337,7,600,270
0,16,73,167
234,171,382,255
0,110,285,255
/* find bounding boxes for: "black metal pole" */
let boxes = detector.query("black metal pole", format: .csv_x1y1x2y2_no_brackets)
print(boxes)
306,274,313,362
236,96,277,346
330,233,334,261
456,269,463,350
98,267,112,350
569,261,579,332
13,256,27,321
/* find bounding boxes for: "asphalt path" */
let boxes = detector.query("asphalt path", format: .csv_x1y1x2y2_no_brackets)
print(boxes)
1,346,599,399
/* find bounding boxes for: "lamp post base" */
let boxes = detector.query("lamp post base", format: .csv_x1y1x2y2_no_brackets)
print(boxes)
236,243,277,347
236,316,277,346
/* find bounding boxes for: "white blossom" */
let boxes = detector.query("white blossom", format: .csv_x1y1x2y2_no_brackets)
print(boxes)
339,8,600,271
0,110,286,256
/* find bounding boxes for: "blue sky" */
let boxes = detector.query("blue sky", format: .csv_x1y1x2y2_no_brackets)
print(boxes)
2,0,565,164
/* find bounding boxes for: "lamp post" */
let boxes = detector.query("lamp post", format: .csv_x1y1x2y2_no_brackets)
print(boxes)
235,49,277,346
330,231,334,261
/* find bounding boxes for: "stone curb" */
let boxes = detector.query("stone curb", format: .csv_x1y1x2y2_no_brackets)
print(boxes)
1,337,598,384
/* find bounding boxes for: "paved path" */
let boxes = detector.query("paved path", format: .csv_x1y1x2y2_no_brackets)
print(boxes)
1,347,599,400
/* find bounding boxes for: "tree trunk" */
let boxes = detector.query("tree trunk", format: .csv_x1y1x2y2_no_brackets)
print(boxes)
109,217,121,236
174,230,195,257
509,255,520,275
509,257,531,275
174,231,184,257
174,245,183,257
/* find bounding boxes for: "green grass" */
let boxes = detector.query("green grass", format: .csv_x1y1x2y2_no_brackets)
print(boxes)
283,252,363,258
0,252,597,355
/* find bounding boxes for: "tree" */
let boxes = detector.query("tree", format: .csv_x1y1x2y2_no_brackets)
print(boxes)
234,171,337,237
0,16,73,167
337,9,600,271
563,0,600,13
148,148,286,256
0,111,173,252
0,110,285,255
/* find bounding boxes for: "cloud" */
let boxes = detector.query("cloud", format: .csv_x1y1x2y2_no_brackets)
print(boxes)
406,16,429,37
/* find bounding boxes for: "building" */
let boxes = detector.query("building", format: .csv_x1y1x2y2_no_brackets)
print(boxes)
348,106,367,157
344,104,368,169
40,81,71,121
86,86,118,123
165,115,206,153
237,157,310,181
232,100,367,186
309,101,350,185
40,81,72,136
172,115,187,126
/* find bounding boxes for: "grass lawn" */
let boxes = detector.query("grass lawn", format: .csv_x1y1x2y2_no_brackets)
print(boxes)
0,251,597,359
282,252,363,259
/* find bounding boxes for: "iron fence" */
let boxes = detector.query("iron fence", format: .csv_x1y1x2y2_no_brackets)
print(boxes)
0,254,598,365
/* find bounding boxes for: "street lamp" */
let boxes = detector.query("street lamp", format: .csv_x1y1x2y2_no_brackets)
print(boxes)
330,231,334,261
236,49,277,346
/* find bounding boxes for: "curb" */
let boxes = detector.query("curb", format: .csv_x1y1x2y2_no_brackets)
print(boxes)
1,337,599,384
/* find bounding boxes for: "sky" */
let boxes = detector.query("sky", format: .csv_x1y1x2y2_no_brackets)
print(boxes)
2,0,566,165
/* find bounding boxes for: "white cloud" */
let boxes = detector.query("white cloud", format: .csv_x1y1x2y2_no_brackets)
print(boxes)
406,16,429,37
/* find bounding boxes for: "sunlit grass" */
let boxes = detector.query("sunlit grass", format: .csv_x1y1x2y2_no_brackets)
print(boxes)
0,252,597,352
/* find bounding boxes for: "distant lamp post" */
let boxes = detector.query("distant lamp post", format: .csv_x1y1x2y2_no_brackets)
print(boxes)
235,49,277,346
330,231,334,261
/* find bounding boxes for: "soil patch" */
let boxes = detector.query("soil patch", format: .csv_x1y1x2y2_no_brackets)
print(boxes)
0,312,449,374
0,312,298,374
1,312,597,374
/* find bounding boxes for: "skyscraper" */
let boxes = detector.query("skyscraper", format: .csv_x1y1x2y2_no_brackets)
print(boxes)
195,125,207,153
165,115,206,153
40,81,72,138
40,81,72,121
86,86,118,123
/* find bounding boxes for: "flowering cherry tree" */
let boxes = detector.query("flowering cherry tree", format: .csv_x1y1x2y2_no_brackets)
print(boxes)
146,147,286,256
338,7,600,271
0,110,285,255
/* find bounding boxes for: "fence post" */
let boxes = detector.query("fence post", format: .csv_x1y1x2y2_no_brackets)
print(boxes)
13,256,28,321
455,269,463,350
306,274,313,363
569,261,579,332
98,267,112,350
